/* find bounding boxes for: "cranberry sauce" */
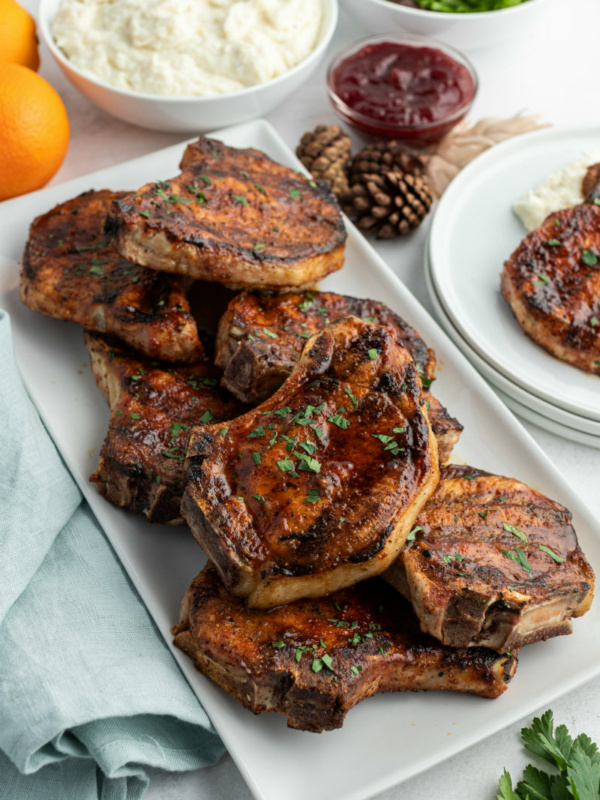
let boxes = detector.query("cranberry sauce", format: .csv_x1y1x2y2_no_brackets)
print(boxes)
331,41,476,144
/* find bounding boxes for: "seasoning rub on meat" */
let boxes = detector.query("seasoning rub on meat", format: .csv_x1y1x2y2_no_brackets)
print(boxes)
215,289,463,462
107,137,347,291
173,564,517,732
20,190,204,363
384,464,594,652
86,332,245,525
182,317,439,608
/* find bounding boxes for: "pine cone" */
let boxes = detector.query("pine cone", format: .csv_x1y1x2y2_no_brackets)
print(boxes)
296,125,351,198
341,171,433,239
349,140,428,185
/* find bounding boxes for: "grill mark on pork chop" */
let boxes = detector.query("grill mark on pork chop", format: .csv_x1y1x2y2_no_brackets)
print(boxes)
172,564,517,733
182,317,439,608
85,332,246,524
107,138,346,291
20,190,204,363
384,464,595,652
501,202,600,374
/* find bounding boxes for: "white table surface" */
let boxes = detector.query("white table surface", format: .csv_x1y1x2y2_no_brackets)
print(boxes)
17,1,600,797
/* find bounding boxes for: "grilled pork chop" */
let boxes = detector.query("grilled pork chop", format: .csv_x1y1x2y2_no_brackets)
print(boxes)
173,564,517,732
384,464,594,652
215,289,462,461
182,317,439,608
86,332,245,524
20,190,203,363
107,137,346,291
501,201,600,374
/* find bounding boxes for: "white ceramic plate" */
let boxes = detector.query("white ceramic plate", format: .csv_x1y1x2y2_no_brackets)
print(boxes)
428,125,600,422
495,388,600,449
2,119,600,800
424,251,600,448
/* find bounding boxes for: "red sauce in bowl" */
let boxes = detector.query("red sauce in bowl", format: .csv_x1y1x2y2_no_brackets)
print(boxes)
328,39,477,144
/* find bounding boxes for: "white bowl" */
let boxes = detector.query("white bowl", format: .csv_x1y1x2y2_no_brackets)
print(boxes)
342,0,553,51
39,0,338,133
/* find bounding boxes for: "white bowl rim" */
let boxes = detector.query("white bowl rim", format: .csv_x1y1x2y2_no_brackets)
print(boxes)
39,0,338,103
349,0,548,21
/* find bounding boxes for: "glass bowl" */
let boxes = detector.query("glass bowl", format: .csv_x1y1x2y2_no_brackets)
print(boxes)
326,34,478,146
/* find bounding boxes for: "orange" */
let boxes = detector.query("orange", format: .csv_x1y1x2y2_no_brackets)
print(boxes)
0,63,70,202
0,0,40,71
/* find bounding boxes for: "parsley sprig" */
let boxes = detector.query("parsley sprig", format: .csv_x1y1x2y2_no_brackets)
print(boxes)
497,710,600,800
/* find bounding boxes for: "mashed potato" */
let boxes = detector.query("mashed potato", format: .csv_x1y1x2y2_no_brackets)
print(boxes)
513,152,600,232
52,0,323,97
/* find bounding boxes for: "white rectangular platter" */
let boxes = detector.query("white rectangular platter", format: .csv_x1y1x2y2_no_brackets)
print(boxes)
2,119,600,800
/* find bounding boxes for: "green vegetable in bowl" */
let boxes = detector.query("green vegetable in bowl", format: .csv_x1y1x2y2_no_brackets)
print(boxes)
496,710,600,800
415,0,529,11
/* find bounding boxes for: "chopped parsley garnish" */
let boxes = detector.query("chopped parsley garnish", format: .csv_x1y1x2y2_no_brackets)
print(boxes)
538,544,564,563
372,434,394,444
168,195,191,205
344,387,358,408
406,525,424,541
130,412,140,419
294,452,321,473
416,364,434,389
140,210,150,218
503,522,528,543
368,348,379,360
253,494,265,502
233,194,249,206
169,422,189,438
200,409,213,424
248,425,265,438
298,441,317,455
219,428,227,436
199,175,212,185
590,316,598,327
304,489,320,503
582,249,598,266
362,316,377,323
546,238,561,246
273,640,285,649
254,183,267,195
273,406,292,418
253,243,266,251
501,547,533,576
328,414,350,429
289,189,301,200
252,452,261,465
88,265,105,277
263,328,278,338
162,447,186,460
277,457,295,472
532,272,550,286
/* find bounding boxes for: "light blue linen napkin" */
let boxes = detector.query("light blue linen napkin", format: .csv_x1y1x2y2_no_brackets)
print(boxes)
0,310,225,799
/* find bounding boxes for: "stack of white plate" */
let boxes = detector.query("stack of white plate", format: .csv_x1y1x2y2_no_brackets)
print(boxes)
426,126,600,448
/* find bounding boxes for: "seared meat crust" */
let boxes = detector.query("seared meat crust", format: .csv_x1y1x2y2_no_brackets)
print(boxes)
173,564,517,733
20,190,203,363
215,290,462,461
215,290,435,401
501,203,600,374
182,317,439,607
107,138,346,290
385,464,595,651
86,332,246,524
